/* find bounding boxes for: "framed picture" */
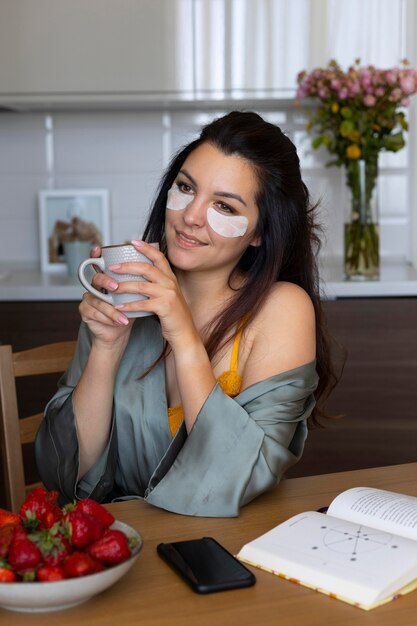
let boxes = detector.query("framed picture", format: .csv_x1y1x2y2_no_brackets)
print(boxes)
38,189,111,272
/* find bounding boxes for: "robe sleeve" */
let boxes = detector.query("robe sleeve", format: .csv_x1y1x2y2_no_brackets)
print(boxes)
34,323,118,503
144,363,318,517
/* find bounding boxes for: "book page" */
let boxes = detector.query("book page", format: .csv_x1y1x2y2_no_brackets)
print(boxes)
328,488,417,540
238,511,417,608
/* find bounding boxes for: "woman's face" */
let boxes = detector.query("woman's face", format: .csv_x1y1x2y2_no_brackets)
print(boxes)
164,142,260,275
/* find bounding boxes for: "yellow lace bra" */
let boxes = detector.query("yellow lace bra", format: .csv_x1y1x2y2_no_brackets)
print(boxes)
167,325,244,438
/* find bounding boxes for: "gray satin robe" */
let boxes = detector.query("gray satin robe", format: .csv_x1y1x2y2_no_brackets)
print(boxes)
35,317,318,517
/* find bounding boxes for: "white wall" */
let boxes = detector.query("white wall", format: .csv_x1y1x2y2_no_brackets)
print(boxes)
0,111,164,263
0,105,412,267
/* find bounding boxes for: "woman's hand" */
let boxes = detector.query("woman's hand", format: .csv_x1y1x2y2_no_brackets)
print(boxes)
79,246,133,350
109,240,197,349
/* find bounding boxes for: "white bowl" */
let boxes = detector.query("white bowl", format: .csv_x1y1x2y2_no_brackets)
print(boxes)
0,520,143,612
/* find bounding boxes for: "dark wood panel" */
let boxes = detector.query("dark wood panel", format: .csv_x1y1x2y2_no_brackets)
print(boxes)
288,297,417,477
0,300,80,351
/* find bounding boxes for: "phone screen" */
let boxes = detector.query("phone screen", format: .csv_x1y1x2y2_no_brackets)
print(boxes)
157,537,256,594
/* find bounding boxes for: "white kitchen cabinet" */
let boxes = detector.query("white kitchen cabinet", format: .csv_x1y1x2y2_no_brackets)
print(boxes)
0,0,320,107
0,0,178,100
0,0,408,108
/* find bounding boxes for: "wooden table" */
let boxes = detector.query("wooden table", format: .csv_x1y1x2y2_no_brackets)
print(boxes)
2,463,417,625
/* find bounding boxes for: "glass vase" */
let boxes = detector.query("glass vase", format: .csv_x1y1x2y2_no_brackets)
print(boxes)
344,158,380,280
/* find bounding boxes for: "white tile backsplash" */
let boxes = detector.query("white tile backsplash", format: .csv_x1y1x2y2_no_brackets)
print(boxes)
0,108,412,266
111,217,151,244
379,175,408,217
0,217,39,262
380,222,411,257
379,147,408,168
53,112,164,174
0,174,48,218
0,110,168,267
54,172,159,220
0,113,48,175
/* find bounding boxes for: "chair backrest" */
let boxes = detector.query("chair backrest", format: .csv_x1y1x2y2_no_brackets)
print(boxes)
0,341,76,512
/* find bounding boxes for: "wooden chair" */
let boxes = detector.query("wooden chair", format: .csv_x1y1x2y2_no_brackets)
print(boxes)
0,341,75,512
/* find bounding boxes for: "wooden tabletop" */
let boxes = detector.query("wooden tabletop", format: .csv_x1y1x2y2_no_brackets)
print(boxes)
2,462,417,625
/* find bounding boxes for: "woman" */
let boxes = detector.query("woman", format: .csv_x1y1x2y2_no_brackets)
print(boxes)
35,111,336,517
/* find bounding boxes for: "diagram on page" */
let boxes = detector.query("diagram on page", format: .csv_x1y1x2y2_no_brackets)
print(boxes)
318,523,396,561
284,513,405,567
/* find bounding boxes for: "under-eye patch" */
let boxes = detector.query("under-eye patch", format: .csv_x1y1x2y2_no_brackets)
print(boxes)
206,207,248,238
166,184,249,238
166,184,192,210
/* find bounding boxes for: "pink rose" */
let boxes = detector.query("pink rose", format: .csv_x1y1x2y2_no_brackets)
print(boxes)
400,75,416,95
338,88,348,100
347,81,361,96
363,94,376,106
389,88,402,102
385,70,398,85
400,97,410,107
360,70,372,87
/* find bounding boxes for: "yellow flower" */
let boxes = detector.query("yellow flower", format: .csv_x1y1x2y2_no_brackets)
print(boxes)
346,144,361,159
331,102,339,113
347,130,361,143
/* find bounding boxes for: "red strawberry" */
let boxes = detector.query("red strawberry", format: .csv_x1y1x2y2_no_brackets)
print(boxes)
64,510,103,548
75,499,115,528
93,559,105,573
0,524,18,558
0,566,17,582
63,552,98,578
20,488,62,530
39,509,62,530
44,533,72,566
29,525,72,566
8,526,42,572
0,508,20,528
87,529,131,566
36,564,66,582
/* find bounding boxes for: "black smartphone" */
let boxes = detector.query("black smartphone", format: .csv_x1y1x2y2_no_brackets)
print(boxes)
157,536,256,594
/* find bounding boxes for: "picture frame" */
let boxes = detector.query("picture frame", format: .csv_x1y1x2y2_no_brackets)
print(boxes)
38,189,111,272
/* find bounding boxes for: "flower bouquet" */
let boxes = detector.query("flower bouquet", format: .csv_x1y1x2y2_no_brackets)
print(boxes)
296,59,417,279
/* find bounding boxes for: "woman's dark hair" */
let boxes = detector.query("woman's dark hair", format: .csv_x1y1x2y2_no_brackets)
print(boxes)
143,110,339,424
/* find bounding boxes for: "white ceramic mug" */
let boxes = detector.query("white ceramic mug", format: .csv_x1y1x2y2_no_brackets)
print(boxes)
78,242,159,318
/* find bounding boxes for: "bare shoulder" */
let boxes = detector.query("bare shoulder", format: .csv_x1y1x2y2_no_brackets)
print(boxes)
261,281,315,320
241,282,316,387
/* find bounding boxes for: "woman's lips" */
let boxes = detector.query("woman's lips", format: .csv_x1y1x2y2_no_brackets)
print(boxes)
175,230,207,247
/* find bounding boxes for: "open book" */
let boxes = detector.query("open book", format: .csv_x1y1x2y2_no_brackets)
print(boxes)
238,487,417,610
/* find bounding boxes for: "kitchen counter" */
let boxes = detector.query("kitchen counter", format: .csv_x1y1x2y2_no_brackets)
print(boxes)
319,257,417,298
1,258,417,301
0,265,84,301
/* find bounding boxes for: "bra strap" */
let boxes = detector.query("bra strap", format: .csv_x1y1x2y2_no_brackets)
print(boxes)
230,323,244,372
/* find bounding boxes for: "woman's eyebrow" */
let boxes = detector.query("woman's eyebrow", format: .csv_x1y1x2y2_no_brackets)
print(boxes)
179,169,197,186
214,191,247,206
179,168,247,206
